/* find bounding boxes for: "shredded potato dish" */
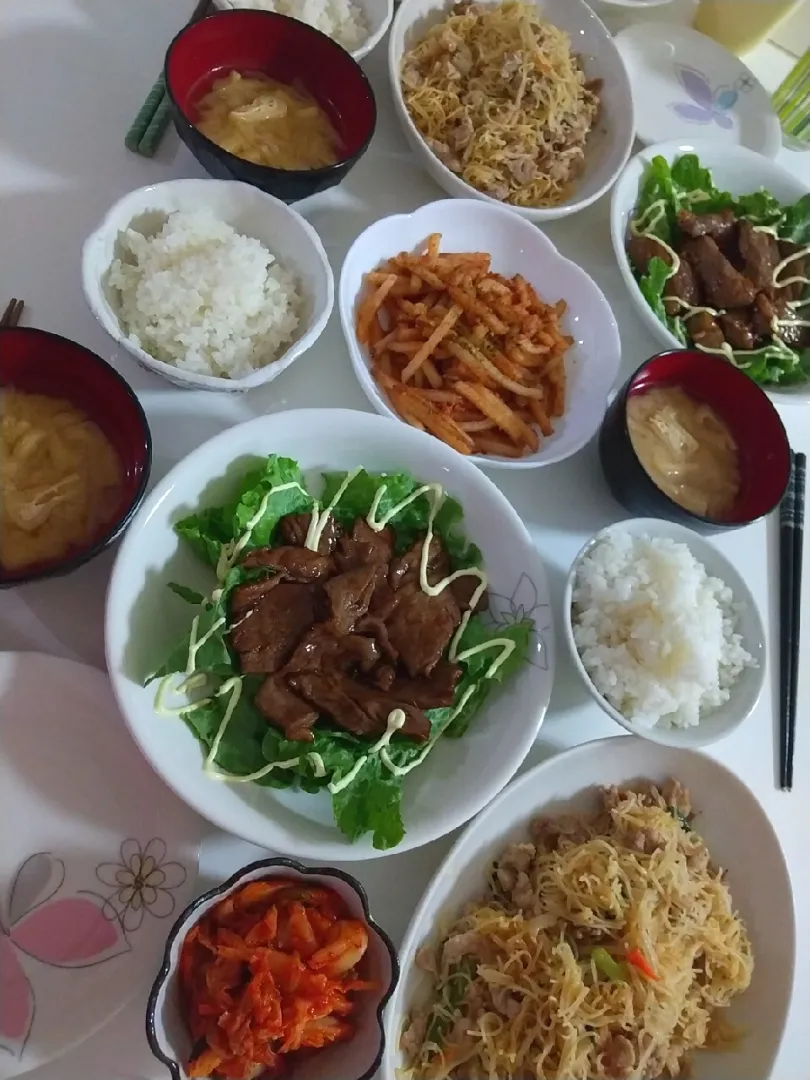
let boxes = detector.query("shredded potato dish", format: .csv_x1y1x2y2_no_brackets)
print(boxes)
401,781,753,1079
0,389,123,572
400,1,601,208
356,232,572,458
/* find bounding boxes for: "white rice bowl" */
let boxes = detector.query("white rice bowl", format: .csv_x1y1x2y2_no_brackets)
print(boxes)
570,530,756,730
108,209,301,380
218,0,369,51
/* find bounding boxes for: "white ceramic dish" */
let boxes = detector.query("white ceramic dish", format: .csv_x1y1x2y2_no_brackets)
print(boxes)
82,179,334,393
387,0,634,223
147,857,398,1080
615,23,782,157
610,140,810,405
339,199,622,469
0,653,202,1079
211,0,394,61
105,409,555,860
383,736,795,1080
562,518,766,748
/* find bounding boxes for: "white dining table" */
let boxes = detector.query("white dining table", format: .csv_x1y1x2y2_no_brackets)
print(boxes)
1,2,808,1078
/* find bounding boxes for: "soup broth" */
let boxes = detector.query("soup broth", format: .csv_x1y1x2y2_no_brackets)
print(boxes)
196,70,343,170
0,389,125,571
626,385,741,520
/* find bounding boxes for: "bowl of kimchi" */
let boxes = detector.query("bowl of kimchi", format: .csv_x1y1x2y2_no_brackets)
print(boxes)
146,857,399,1080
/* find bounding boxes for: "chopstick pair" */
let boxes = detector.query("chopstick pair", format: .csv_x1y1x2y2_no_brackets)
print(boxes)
779,450,806,792
124,0,211,158
1,298,24,329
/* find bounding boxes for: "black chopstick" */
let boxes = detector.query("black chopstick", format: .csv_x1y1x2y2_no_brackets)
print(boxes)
780,450,806,791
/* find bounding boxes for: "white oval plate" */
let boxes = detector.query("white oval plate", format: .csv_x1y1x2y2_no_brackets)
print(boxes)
0,653,202,1079
384,736,795,1080
339,200,622,469
615,23,781,157
105,409,556,860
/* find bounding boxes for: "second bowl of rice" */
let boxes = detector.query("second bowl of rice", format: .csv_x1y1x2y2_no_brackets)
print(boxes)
211,0,394,62
82,178,334,392
562,518,765,748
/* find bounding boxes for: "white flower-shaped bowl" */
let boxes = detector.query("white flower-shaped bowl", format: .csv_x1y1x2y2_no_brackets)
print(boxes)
610,140,810,404
146,857,399,1080
562,518,766,748
387,0,635,223
211,0,394,61
339,199,622,468
82,179,334,393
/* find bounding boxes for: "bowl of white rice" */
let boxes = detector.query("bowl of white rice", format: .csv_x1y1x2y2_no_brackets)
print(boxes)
563,519,765,747
82,178,334,392
211,0,394,61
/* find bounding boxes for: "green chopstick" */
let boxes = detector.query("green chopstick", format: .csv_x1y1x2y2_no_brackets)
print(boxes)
125,73,167,154
138,89,172,158
124,0,212,157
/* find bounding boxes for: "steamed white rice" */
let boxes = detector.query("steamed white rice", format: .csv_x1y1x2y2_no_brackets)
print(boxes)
109,210,301,380
571,531,755,730
223,0,369,51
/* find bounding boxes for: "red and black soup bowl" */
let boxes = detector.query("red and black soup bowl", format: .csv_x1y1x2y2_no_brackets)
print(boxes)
164,9,377,203
599,349,791,534
0,327,151,587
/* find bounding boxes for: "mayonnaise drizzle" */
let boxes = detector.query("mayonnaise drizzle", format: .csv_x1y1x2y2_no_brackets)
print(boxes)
328,710,407,794
305,468,363,552
367,482,515,677
381,684,478,777
216,481,313,580
773,245,810,291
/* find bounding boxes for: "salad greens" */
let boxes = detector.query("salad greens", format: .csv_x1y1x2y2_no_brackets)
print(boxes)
148,455,531,851
630,153,810,386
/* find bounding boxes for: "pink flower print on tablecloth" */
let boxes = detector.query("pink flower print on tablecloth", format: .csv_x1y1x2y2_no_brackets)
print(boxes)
96,838,187,934
0,852,130,1058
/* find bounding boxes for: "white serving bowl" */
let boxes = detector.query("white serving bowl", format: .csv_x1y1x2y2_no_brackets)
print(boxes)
610,140,810,404
562,518,766,748
147,857,398,1080
105,408,555,860
384,736,795,1080
211,0,394,61
82,178,334,393
339,199,622,469
387,0,634,223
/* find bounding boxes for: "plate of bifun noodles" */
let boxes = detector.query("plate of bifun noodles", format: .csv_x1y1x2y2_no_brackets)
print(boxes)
384,736,794,1080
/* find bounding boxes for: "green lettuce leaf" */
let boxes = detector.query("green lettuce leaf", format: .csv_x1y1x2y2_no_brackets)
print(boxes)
175,455,314,568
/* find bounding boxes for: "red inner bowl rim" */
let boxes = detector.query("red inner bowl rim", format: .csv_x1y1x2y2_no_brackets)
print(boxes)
163,10,377,179
0,329,152,585
620,351,789,526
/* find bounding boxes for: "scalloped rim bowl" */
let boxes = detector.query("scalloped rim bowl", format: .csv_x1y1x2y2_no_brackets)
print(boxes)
81,178,334,393
146,857,399,1080
339,199,622,469
610,139,810,404
211,0,394,61
387,0,635,222
562,518,766,748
